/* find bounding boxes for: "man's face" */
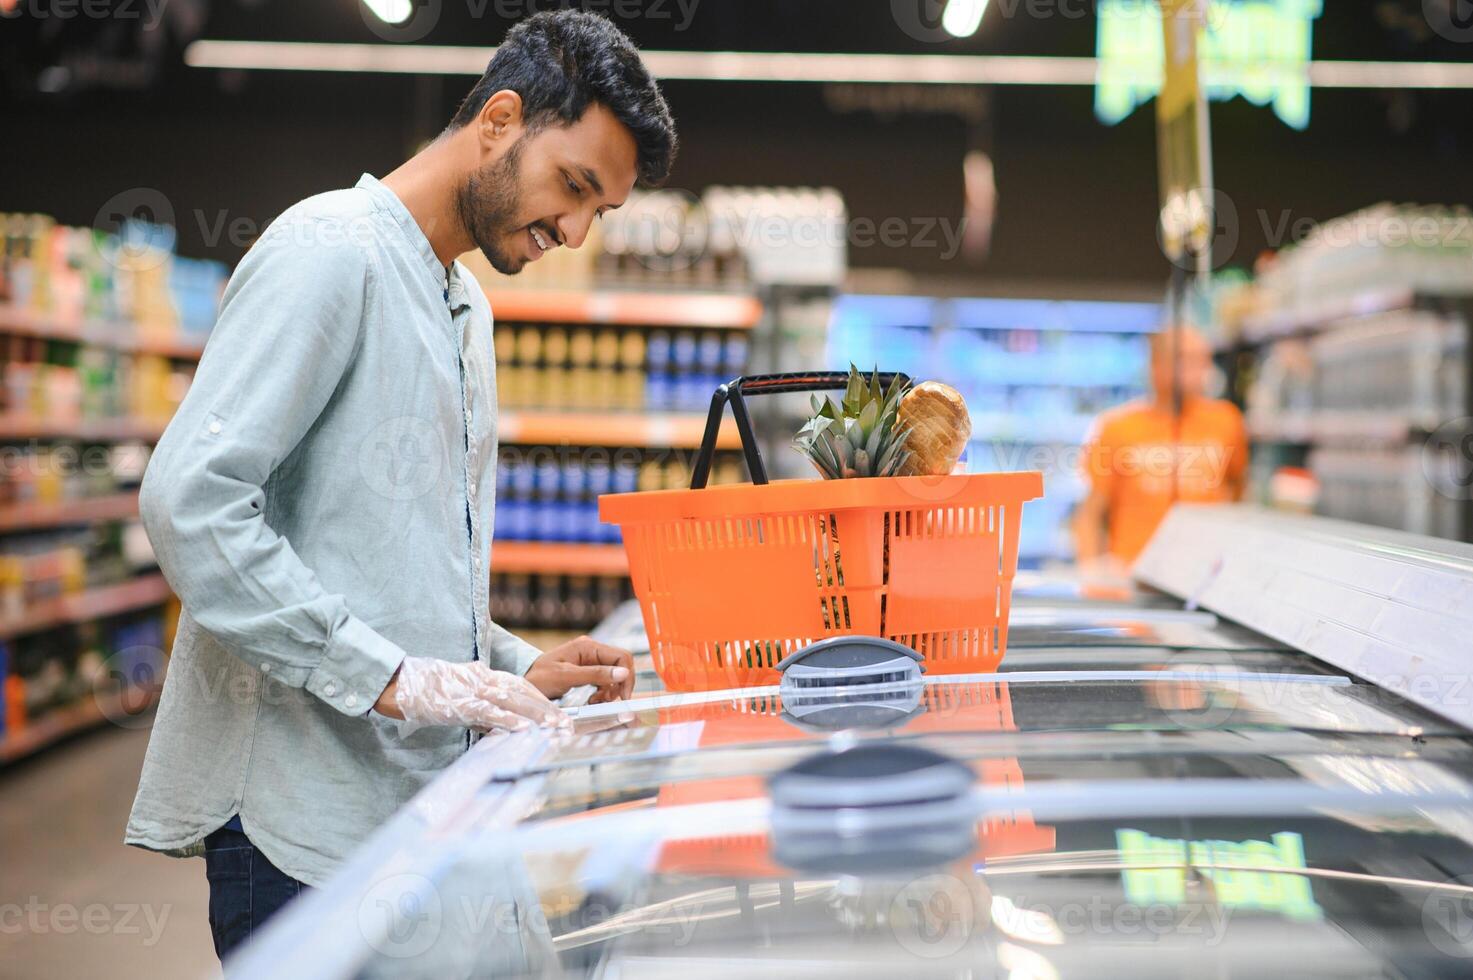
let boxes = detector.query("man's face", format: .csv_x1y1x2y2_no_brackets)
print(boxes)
459,102,639,275
1150,328,1212,403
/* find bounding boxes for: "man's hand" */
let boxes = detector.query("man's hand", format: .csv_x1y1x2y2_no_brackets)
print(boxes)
525,636,635,704
373,669,406,719
372,657,568,732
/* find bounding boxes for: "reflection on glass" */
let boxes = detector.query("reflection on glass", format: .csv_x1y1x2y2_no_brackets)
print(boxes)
1115,828,1324,922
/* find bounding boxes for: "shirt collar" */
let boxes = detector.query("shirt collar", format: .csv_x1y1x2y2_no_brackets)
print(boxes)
356,173,472,312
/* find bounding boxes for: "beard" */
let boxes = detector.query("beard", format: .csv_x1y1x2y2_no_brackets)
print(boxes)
456,136,527,275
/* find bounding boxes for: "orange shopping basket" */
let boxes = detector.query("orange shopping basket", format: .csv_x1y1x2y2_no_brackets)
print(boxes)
599,372,1044,692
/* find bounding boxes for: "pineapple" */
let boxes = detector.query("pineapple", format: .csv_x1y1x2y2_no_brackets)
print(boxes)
794,365,913,479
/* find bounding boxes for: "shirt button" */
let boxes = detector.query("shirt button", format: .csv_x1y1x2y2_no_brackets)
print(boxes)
208,420,223,434
323,682,337,697
345,694,359,709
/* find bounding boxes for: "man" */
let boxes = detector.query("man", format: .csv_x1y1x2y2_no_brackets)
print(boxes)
125,11,675,959
1073,326,1248,568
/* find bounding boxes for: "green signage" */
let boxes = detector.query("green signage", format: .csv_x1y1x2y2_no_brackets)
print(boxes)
1116,828,1324,921
1097,0,1324,130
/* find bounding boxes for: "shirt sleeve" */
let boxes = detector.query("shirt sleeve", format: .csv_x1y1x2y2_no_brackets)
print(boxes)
485,622,542,677
139,216,405,717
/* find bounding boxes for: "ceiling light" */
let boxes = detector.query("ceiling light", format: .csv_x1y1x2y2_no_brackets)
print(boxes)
181,41,1473,93
942,0,989,38
362,0,413,25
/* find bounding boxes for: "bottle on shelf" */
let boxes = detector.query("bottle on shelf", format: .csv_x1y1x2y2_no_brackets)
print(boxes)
489,569,633,632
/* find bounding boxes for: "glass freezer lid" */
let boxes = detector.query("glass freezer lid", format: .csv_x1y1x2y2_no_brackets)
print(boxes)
623,644,1331,695
528,741,1473,825
1004,611,1290,651
348,766,1473,980
996,646,1338,675
535,814,1473,979
549,673,1460,778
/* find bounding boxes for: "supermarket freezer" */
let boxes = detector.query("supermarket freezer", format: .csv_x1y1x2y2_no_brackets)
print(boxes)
225,507,1473,978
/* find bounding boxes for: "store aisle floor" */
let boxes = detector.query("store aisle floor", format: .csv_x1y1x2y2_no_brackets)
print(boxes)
0,724,217,980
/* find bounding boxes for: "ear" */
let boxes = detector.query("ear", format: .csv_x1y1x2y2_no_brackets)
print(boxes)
476,89,525,150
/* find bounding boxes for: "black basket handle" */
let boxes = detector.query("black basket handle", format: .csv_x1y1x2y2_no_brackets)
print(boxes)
690,371,910,489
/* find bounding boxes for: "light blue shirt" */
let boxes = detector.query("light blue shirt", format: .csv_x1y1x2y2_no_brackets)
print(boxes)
126,175,541,886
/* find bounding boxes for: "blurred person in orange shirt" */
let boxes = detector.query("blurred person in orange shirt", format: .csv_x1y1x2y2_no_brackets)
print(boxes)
1072,326,1248,571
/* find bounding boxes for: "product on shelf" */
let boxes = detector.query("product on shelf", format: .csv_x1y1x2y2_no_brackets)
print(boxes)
1217,203,1473,540
0,544,85,617
0,212,226,342
701,186,846,288
1310,311,1463,432
0,608,168,746
493,445,744,544
0,207,213,761
0,331,195,423
0,213,216,431
1309,446,1461,541
1209,204,1473,348
0,443,149,510
0,517,155,619
489,571,632,632
597,190,751,290
493,320,746,414
1252,204,1473,328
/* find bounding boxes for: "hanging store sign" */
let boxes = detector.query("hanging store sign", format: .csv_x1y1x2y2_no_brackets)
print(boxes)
1155,0,1214,272
1097,0,1323,130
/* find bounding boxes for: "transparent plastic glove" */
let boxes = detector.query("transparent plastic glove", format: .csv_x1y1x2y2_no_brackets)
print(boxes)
393,657,570,734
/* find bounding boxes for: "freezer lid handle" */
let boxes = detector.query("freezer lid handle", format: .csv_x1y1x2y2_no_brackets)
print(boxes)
775,635,925,687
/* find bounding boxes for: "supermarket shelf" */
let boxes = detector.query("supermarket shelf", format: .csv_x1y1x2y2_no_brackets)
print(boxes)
0,415,170,441
491,541,629,576
0,573,172,641
499,411,740,449
0,492,140,532
1248,412,1434,446
489,290,761,329
1231,287,1473,348
0,683,161,764
1236,287,1415,345
0,305,207,360
1247,415,1316,446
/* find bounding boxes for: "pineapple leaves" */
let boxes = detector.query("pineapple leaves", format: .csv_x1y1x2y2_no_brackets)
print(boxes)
795,365,915,480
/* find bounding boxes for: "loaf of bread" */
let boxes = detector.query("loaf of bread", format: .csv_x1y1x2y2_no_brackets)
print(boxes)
897,382,971,476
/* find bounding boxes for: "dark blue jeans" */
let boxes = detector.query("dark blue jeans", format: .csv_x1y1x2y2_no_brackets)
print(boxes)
203,824,309,961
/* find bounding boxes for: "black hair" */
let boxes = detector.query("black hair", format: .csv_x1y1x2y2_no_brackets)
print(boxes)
449,10,677,186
